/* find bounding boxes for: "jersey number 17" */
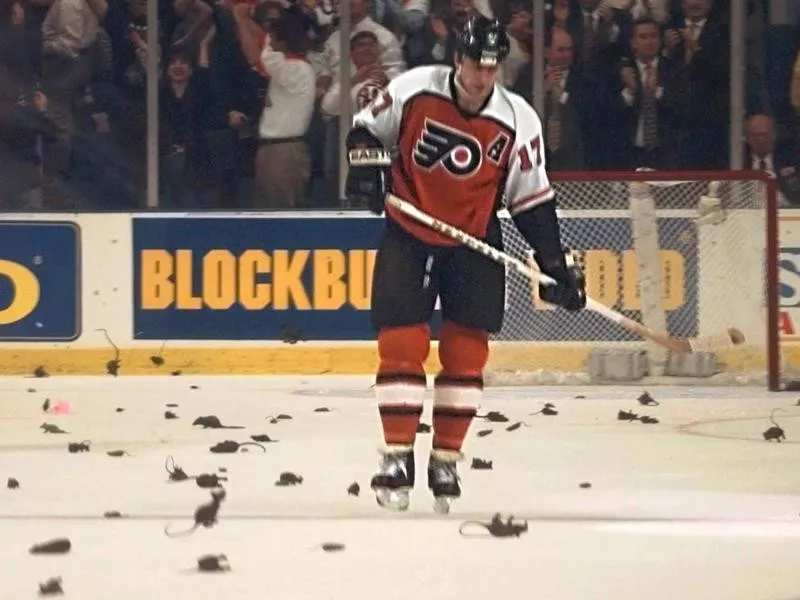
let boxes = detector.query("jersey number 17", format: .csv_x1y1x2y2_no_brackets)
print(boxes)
517,135,542,171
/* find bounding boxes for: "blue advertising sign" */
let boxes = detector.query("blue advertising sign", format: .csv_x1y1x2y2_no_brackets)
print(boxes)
498,217,697,342
132,217,383,340
132,215,697,342
0,221,81,341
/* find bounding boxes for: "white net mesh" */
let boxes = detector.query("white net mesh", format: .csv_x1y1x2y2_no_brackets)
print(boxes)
486,174,773,386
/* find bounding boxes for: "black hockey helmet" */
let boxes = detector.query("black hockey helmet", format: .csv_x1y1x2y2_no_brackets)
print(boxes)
456,16,510,67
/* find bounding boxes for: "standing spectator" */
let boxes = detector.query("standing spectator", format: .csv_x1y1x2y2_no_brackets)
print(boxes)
534,25,585,170
371,0,428,40
254,9,315,208
0,0,59,208
564,0,631,169
502,0,532,86
318,0,405,89
321,30,389,117
664,0,729,168
790,49,800,117
567,0,631,66
159,27,226,208
40,0,105,133
611,0,669,23
619,17,688,169
405,0,472,67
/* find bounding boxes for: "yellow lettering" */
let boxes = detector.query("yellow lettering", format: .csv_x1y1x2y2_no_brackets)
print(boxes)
203,250,236,310
621,250,639,310
175,249,201,310
661,250,684,310
585,249,618,307
621,249,684,311
140,250,173,309
239,250,271,310
313,250,346,310
138,247,391,312
0,259,40,324
348,250,376,310
273,250,311,310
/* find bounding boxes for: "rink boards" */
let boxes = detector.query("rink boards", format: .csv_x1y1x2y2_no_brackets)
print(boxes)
0,210,796,375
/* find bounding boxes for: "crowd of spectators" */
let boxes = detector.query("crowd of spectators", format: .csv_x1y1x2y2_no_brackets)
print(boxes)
0,0,798,210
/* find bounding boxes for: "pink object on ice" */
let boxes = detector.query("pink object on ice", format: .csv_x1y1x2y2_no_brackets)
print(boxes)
52,400,70,414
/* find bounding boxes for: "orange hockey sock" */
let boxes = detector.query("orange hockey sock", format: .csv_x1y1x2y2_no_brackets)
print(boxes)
432,322,488,452
376,324,431,446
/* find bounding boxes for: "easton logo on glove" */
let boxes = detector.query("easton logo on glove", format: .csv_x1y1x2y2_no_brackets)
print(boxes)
348,147,392,167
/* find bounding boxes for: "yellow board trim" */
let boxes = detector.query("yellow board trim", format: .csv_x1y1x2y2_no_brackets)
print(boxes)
0,345,796,376
0,345,589,376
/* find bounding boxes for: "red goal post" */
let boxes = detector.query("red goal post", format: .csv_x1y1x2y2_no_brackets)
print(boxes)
486,170,784,390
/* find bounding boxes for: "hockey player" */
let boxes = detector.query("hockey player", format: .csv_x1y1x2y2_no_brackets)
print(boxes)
345,16,587,512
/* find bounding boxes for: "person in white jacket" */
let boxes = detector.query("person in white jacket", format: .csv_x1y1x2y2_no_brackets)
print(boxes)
319,0,407,83
321,30,390,117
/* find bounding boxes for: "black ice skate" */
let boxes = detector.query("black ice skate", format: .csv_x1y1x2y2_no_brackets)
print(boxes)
370,446,415,511
428,449,462,514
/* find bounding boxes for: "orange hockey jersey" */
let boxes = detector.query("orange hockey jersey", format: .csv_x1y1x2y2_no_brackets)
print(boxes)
352,65,554,246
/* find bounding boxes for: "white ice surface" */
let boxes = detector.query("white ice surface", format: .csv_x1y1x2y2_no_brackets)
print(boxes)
1,376,800,600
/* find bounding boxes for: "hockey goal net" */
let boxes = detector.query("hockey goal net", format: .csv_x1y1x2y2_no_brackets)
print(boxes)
486,170,786,390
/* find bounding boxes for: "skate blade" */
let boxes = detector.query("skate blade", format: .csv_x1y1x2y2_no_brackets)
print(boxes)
375,488,410,511
433,496,453,515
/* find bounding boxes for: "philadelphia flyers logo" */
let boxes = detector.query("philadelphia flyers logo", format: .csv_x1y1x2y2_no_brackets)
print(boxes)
412,119,482,177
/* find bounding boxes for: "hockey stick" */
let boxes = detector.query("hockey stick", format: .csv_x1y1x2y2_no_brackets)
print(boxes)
385,194,744,354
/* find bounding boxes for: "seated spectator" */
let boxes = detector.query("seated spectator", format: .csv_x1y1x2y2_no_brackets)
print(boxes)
745,113,800,206
320,30,389,117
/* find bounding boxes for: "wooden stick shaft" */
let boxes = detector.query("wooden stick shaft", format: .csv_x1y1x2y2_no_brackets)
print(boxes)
386,194,693,353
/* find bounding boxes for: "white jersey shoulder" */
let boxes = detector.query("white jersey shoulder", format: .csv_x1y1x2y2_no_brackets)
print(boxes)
352,65,452,149
390,64,453,103
495,87,554,216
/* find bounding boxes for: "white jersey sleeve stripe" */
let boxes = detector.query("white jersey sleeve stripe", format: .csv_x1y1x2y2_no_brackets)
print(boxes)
508,186,555,216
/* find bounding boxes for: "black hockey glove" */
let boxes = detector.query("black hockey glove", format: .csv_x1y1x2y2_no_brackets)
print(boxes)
345,127,391,214
537,249,586,311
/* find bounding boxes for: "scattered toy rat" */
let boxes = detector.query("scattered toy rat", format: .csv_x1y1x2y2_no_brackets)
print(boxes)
164,488,226,537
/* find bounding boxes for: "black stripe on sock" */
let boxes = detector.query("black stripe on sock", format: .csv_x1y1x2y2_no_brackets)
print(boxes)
432,405,477,419
376,373,427,386
379,404,424,416
433,374,483,389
